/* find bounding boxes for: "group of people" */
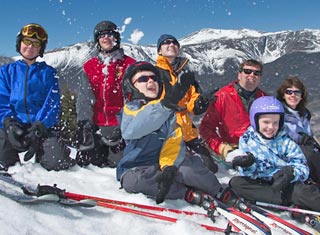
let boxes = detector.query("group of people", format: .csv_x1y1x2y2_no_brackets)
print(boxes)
0,20,319,214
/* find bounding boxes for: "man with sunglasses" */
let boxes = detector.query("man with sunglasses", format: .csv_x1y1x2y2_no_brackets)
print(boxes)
200,59,267,161
155,34,218,173
0,23,76,171
75,20,135,168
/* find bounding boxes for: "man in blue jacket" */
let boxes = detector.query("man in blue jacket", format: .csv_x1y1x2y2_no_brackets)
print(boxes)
0,23,76,171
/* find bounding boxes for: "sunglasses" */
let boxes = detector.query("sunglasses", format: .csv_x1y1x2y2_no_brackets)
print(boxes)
22,38,42,48
97,30,116,39
161,39,179,46
133,75,160,84
241,68,262,76
22,24,47,41
285,89,302,96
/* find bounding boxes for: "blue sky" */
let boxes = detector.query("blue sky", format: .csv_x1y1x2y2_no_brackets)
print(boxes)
1,0,320,57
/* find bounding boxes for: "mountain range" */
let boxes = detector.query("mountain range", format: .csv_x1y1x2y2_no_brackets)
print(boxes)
1,28,320,132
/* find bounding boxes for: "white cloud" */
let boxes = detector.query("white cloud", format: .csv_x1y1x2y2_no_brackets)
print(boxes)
124,17,132,25
119,17,132,34
128,29,144,45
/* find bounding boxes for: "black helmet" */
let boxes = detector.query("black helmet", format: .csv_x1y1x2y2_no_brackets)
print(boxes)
93,21,121,53
16,23,48,58
122,61,163,102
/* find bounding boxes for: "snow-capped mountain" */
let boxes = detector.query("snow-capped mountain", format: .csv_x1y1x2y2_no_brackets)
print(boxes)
38,28,320,95
1,28,320,130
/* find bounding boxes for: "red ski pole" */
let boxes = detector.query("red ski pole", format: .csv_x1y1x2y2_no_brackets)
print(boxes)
65,191,207,217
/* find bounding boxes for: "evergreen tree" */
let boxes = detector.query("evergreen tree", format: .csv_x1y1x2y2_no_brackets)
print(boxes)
59,89,78,146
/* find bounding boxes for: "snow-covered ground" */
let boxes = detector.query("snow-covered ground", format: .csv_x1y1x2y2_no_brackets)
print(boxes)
0,149,316,235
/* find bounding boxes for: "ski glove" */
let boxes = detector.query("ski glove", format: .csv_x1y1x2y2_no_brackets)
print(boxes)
193,88,219,115
24,121,48,161
297,132,312,145
155,165,177,204
231,152,255,169
77,120,97,151
3,117,29,151
272,166,294,191
161,70,195,110
100,126,122,147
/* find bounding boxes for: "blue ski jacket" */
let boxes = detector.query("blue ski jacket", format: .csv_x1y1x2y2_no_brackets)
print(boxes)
238,126,309,183
0,60,61,129
282,103,313,144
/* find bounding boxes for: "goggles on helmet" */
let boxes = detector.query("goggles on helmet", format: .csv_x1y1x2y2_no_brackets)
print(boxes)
22,24,47,41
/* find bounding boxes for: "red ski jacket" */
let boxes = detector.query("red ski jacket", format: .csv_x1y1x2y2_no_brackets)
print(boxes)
199,81,266,154
83,55,135,126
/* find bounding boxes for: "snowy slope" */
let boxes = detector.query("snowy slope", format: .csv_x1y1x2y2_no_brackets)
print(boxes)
0,150,316,235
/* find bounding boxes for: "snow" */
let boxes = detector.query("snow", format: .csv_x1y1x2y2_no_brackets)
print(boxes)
0,149,316,235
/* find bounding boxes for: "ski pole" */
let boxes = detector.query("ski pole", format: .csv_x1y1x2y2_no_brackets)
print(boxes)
94,201,239,234
211,155,232,169
64,191,207,217
256,201,320,216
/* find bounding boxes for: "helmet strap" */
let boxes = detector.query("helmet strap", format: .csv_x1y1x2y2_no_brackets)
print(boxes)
19,51,38,62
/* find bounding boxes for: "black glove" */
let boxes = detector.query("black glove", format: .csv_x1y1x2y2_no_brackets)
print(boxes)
297,132,312,145
77,120,96,151
100,126,122,147
3,117,29,151
24,121,47,161
155,166,177,204
161,70,195,110
193,88,219,115
272,166,294,191
232,152,255,169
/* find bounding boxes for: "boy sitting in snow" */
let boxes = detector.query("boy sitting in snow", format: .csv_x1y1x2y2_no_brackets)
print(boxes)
227,96,320,211
116,61,225,204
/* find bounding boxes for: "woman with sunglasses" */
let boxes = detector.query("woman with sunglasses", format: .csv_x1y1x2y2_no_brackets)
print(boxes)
75,21,135,168
117,61,228,204
276,76,320,184
0,23,76,171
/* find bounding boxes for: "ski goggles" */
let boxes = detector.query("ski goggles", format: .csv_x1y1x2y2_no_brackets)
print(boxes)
21,24,47,41
240,68,262,76
97,30,117,39
22,38,41,48
133,75,160,84
285,89,302,96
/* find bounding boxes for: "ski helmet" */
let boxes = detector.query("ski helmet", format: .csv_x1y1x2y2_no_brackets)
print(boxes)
122,61,163,102
93,21,121,53
16,23,48,58
249,96,284,132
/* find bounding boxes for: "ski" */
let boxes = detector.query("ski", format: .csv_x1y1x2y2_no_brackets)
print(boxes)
67,189,271,234
0,174,238,234
185,190,271,235
0,187,60,204
235,200,313,235
0,173,96,207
